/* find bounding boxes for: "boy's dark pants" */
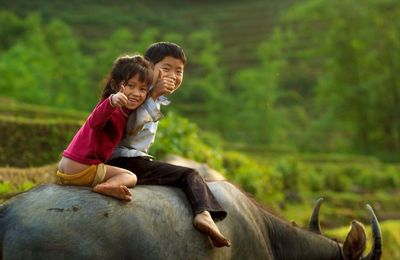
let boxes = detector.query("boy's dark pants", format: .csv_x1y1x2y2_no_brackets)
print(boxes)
107,156,227,221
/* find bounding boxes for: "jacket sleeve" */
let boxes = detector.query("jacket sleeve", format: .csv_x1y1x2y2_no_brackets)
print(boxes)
86,97,116,130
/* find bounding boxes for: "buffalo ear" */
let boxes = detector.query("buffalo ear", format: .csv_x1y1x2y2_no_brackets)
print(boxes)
343,220,367,260
291,220,299,227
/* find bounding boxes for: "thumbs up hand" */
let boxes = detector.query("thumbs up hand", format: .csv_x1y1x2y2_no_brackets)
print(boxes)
149,68,176,100
111,84,128,107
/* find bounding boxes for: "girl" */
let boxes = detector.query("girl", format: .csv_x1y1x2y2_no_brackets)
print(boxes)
57,55,153,201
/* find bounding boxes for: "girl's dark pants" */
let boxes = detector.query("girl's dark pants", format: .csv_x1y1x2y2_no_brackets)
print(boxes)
107,156,227,221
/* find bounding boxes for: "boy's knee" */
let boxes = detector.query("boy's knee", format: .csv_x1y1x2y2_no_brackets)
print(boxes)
183,168,203,181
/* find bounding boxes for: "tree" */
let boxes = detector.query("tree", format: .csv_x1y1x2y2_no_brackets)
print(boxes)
278,0,400,155
233,28,287,147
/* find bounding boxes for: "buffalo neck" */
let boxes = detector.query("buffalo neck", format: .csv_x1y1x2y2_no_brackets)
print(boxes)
261,211,343,260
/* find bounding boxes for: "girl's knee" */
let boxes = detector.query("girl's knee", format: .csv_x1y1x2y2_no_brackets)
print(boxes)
127,171,137,186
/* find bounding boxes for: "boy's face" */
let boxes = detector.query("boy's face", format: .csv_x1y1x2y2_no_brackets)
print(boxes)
121,74,148,110
153,56,184,94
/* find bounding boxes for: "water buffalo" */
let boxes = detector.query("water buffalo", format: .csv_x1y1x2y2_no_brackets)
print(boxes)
0,182,381,259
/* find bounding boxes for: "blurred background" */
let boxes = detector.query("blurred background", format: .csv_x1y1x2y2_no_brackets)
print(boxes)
0,0,399,257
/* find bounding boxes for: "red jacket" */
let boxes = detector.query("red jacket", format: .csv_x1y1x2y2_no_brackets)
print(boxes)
63,97,131,165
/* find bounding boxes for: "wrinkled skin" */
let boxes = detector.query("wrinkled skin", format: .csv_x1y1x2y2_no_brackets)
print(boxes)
0,182,379,260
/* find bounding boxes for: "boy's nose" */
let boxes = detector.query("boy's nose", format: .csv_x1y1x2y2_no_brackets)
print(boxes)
166,73,176,80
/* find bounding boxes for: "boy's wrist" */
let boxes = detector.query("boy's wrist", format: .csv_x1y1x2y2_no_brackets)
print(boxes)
149,89,160,101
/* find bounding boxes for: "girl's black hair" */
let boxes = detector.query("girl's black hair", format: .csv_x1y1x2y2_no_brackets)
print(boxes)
144,42,186,65
102,54,154,99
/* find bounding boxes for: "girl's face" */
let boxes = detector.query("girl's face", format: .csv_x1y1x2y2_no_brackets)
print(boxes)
153,56,184,94
121,74,148,110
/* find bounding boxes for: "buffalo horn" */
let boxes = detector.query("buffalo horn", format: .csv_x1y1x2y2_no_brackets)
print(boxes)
361,204,382,260
308,197,323,234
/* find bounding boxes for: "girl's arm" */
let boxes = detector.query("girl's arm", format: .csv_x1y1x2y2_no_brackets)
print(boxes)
87,88,128,129
86,96,117,130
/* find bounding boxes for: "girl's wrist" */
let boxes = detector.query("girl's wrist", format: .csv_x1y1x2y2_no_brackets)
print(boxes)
109,94,116,107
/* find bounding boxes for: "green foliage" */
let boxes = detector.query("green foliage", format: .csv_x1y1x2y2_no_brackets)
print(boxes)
0,97,88,120
92,27,158,85
275,157,302,201
0,11,26,52
0,115,82,167
222,151,284,204
151,111,225,171
232,28,287,145
19,181,35,192
278,0,400,155
0,181,12,194
2,1,400,158
0,12,94,111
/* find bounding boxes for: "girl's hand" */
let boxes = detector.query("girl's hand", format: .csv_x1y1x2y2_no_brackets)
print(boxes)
111,85,128,107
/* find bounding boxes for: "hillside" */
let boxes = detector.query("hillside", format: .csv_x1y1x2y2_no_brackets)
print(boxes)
1,0,299,71
2,0,400,159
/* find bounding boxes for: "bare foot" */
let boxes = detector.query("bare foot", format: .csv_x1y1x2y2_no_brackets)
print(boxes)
193,211,231,247
93,183,132,201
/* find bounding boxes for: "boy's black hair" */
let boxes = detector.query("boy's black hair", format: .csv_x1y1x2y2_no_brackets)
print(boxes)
144,42,186,65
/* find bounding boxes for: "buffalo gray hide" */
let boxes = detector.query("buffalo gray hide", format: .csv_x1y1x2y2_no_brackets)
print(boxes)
0,182,379,259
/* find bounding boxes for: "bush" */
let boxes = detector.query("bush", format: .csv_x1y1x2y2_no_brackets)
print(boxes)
151,111,225,171
222,151,283,204
0,115,82,167
275,158,303,202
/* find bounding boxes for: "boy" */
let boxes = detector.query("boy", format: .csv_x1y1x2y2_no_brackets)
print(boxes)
107,42,231,247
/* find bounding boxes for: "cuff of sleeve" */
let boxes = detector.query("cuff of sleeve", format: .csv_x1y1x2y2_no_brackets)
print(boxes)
144,97,164,121
108,94,116,108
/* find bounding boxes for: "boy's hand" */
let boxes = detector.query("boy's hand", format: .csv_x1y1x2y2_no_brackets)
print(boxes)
150,69,176,100
111,85,128,107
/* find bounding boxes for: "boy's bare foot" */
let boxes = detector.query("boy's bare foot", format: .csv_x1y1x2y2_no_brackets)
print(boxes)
93,183,132,201
193,211,231,247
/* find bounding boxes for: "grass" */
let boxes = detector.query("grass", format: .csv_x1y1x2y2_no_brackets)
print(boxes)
0,96,87,120
0,162,57,199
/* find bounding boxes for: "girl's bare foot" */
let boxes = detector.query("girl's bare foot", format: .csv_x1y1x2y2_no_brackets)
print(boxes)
193,211,231,247
93,183,132,201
